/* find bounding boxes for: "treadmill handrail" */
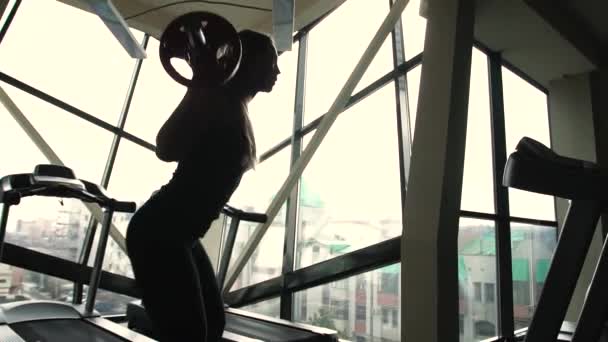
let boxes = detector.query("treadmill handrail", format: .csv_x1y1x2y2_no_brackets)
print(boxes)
222,204,267,223
516,137,598,171
226,307,338,336
503,137,608,201
0,173,135,213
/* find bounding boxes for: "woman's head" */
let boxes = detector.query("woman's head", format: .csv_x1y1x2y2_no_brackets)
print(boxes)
227,30,280,96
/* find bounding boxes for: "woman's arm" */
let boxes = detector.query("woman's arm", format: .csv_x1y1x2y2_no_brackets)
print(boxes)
155,89,212,162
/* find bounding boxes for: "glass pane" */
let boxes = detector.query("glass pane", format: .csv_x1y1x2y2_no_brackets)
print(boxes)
406,65,421,136
249,42,298,154
0,93,47,177
0,0,143,124
293,264,401,341
461,49,494,214
401,0,427,60
123,38,187,144
304,0,393,125
228,217,285,291
239,297,280,319
3,83,114,183
459,218,498,341
108,139,175,216
511,224,557,331
297,84,401,269
87,226,134,279
0,96,101,262
0,266,73,303
4,197,92,262
228,149,290,289
503,67,555,221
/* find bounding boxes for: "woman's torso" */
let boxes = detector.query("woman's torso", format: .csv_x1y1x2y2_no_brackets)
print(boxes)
144,89,254,229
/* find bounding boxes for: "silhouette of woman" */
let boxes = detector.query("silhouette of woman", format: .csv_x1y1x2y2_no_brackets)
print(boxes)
126,30,280,341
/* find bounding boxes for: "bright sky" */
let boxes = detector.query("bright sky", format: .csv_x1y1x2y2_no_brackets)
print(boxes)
0,0,557,275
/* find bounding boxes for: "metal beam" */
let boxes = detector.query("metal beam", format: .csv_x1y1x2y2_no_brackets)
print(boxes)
260,53,423,161
0,72,155,152
227,236,401,307
390,0,413,232
0,242,140,298
279,32,307,320
272,0,295,52
0,85,128,251
225,277,283,307
259,54,422,163
74,34,149,304
0,0,19,47
223,0,411,293
488,51,515,338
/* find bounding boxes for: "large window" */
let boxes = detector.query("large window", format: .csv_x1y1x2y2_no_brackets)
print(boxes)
296,84,401,269
227,149,290,290
460,49,494,214
304,0,393,125
401,0,427,60
0,83,113,262
103,140,175,280
458,219,498,342
511,224,556,330
503,68,554,221
0,0,142,124
123,38,187,145
293,264,401,342
107,140,174,215
3,83,113,182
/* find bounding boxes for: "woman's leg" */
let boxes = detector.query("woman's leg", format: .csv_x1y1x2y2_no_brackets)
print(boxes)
126,210,208,342
192,241,226,341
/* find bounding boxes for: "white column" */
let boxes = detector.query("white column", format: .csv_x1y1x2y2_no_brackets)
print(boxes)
547,73,601,322
401,0,475,340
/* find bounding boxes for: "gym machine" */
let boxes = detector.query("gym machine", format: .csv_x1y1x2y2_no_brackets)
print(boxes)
484,137,608,341
0,164,153,341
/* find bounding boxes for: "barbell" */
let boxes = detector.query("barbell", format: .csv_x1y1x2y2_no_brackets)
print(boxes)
159,11,242,88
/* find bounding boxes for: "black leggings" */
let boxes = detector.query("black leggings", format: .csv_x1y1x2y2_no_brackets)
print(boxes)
126,198,225,342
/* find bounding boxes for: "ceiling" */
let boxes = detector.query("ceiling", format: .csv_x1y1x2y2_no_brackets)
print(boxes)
565,0,608,46
56,0,345,40
475,0,607,87
44,0,608,88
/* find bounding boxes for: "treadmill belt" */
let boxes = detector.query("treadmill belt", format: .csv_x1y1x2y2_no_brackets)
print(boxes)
226,313,319,342
11,319,126,342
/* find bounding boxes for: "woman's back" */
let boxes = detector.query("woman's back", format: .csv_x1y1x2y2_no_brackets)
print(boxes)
154,87,254,222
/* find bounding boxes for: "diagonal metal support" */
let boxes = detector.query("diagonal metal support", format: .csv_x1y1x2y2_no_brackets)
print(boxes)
0,85,127,251
223,0,411,293
85,0,146,59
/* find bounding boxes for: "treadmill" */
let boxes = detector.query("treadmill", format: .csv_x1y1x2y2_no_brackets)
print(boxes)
483,137,608,341
127,205,340,342
0,165,257,341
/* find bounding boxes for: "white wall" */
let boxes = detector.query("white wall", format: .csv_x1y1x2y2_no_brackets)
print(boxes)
547,72,602,322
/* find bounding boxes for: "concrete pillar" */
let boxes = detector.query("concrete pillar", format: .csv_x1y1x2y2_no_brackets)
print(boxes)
591,70,608,236
400,0,474,340
547,73,602,322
